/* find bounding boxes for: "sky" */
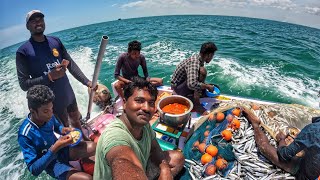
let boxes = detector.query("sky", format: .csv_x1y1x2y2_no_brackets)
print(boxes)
0,0,320,49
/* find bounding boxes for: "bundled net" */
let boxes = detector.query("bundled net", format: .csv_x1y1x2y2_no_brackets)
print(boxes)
181,100,320,179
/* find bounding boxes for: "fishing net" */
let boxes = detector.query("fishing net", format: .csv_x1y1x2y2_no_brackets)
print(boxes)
182,108,238,179
181,99,320,179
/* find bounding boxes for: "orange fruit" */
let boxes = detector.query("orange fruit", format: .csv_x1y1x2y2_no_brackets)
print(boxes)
215,158,228,170
230,119,241,130
193,140,200,147
226,114,234,123
215,112,225,122
251,104,260,110
205,144,218,157
221,130,232,141
232,107,241,117
204,130,210,137
208,113,214,121
201,153,213,165
205,164,216,176
198,143,206,153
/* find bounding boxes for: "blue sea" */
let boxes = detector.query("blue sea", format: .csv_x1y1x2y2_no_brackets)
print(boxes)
0,15,319,179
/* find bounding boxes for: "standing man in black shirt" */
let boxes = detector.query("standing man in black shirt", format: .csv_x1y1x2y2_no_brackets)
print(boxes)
16,10,92,140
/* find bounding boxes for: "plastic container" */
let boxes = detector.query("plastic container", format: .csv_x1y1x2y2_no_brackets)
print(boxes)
69,128,82,147
205,86,221,97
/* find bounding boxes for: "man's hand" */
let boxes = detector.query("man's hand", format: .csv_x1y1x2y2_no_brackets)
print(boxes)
87,81,98,91
50,135,73,153
242,107,261,125
276,131,287,142
159,160,173,180
61,127,75,135
49,65,66,80
61,59,69,69
205,84,214,92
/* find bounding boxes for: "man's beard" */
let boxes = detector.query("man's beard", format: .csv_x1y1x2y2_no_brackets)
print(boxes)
33,31,44,35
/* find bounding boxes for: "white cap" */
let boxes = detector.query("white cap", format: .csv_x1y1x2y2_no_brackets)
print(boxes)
26,10,44,24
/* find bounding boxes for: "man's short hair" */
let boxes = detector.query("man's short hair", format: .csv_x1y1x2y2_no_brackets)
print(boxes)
27,85,55,111
123,77,158,101
128,40,142,52
200,42,217,55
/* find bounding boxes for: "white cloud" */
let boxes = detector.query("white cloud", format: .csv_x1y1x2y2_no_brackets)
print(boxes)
119,0,320,26
121,0,320,14
121,0,191,9
0,24,29,49
250,0,296,10
121,0,296,8
305,6,320,15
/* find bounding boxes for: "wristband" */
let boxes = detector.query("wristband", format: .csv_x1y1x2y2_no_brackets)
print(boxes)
48,73,54,82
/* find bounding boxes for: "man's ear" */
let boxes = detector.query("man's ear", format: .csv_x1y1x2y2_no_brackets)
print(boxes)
30,108,36,114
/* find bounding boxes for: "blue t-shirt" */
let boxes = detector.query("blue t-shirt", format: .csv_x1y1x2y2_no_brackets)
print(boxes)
277,116,320,179
16,36,89,114
18,114,68,177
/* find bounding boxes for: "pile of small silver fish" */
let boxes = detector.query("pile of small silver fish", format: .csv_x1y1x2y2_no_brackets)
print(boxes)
227,113,295,180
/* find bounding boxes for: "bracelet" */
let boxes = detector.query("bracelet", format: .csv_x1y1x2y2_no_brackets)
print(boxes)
48,73,54,82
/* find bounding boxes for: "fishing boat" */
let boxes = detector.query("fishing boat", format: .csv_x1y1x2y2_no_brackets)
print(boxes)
82,81,320,179
79,36,320,179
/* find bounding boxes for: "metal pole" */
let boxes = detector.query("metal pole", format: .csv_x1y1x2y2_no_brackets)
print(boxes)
86,35,109,121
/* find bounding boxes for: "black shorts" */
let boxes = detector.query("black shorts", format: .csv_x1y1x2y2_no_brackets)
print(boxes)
66,98,78,113
53,98,79,125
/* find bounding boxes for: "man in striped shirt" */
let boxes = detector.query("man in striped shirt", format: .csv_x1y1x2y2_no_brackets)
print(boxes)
171,42,217,114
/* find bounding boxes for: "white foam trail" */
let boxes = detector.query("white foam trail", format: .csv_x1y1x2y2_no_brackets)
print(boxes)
103,45,125,65
212,57,320,108
0,57,29,119
68,46,101,117
144,41,193,66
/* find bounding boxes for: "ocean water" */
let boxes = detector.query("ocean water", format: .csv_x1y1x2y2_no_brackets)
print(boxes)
0,15,319,179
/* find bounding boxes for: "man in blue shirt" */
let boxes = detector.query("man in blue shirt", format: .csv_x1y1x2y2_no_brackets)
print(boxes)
18,85,96,179
242,108,320,179
16,10,92,139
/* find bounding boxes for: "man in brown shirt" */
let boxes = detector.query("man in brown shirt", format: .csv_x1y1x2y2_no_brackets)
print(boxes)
114,40,163,100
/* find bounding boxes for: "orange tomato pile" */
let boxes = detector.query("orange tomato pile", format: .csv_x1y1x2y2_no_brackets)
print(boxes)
162,103,188,114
